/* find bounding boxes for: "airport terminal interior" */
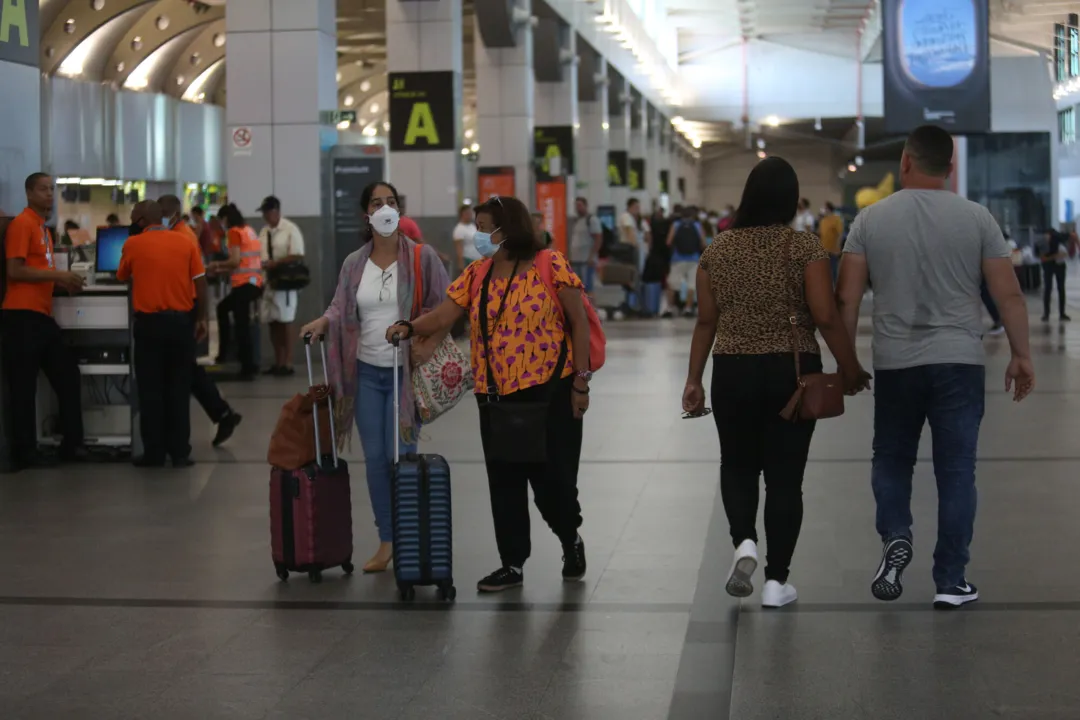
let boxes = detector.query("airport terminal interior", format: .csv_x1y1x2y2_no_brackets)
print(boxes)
3,0,1080,718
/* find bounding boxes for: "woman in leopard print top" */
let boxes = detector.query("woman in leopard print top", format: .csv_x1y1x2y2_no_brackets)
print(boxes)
682,157,870,609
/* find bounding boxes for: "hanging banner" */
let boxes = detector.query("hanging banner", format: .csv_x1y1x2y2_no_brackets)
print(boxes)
629,159,646,191
881,0,991,135
388,71,456,151
659,170,670,195
535,180,568,256
478,166,516,203
0,0,39,66
607,150,629,187
533,126,575,181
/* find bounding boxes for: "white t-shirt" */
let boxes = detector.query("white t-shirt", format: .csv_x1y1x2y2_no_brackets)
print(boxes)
618,212,645,246
259,216,305,262
793,211,816,233
453,222,480,262
355,260,399,367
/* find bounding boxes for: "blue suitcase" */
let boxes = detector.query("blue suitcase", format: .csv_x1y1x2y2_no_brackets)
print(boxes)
389,341,456,602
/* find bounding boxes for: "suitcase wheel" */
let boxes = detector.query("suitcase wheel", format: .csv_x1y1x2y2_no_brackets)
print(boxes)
308,569,323,584
342,560,355,575
437,583,457,602
275,563,289,582
398,583,416,601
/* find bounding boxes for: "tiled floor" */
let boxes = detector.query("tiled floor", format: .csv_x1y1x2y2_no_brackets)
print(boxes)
1,298,1079,719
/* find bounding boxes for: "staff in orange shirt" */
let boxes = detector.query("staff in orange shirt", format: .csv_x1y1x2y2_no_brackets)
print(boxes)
117,200,209,468
1,172,88,470
159,195,243,446
208,203,264,380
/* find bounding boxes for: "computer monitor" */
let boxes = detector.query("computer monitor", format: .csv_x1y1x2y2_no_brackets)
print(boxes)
95,226,129,274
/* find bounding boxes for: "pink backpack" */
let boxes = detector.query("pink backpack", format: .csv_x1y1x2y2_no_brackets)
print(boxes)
470,249,606,371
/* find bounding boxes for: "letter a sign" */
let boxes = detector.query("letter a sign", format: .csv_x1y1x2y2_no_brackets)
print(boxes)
0,0,40,66
388,72,456,153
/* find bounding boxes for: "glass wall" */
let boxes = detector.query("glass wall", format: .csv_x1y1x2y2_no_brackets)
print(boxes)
966,132,1052,245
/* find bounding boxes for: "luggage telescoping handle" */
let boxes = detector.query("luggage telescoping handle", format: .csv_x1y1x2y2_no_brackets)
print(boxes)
390,334,403,464
303,332,338,468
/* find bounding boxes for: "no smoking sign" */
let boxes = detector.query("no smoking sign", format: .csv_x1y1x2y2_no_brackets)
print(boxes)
231,127,253,155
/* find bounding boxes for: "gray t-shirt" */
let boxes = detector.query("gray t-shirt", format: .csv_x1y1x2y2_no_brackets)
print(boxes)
843,189,1011,370
570,214,603,263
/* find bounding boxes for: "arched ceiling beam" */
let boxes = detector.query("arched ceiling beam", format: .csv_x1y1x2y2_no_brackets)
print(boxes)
106,0,224,87
41,0,156,76
166,20,225,99
123,24,209,93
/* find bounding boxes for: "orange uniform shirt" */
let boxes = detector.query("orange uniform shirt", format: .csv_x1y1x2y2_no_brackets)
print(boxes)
174,220,200,250
227,226,264,289
2,208,56,316
117,227,206,314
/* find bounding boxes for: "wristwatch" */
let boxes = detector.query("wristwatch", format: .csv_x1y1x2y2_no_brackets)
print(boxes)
575,370,593,382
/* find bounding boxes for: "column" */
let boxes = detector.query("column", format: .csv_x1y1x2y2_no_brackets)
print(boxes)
0,0,43,470
475,0,534,206
656,115,672,209
225,0,338,356
608,75,632,216
578,56,610,211
629,92,648,207
534,24,577,254
386,0,464,261
647,107,664,208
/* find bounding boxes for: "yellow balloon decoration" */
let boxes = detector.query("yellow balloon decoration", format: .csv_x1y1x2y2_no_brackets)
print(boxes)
855,172,895,209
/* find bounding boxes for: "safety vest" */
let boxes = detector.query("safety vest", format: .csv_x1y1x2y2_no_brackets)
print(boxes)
231,226,264,289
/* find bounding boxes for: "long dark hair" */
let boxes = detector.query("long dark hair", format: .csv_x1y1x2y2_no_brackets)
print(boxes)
360,181,401,244
731,157,800,230
473,195,538,261
218,203,246,229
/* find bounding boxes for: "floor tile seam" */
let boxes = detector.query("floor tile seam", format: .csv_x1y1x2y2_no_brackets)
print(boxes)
169,456,1080,466
738,601,1080,613
584,461,653,605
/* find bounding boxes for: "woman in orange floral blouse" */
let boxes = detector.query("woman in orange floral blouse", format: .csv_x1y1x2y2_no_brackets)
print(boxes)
386,195,591,594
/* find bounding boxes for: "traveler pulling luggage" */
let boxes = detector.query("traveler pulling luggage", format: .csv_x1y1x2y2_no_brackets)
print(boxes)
389,336,456,602
269,333,354,583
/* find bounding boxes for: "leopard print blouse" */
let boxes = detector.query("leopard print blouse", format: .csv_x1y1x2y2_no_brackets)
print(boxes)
698,226,828,356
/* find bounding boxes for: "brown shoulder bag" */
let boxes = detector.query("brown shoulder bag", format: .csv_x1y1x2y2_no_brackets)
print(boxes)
777,230,845,422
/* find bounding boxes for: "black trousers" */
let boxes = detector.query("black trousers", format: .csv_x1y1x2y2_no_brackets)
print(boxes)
188,308,230,423
711,353,821,583
216,283,262,373
0,310,84,461
477,376,584,568
134,312,195,462
1043,262,1067,318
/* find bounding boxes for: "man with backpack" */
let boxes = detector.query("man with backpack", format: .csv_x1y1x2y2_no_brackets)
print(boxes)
665,206,707,317
569,198,604,292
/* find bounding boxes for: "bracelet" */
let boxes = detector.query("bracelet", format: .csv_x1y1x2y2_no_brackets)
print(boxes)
396,320,415,338
572,385,590,395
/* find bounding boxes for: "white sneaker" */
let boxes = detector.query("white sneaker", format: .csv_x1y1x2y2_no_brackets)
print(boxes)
725,539,758,597
761,580,798,608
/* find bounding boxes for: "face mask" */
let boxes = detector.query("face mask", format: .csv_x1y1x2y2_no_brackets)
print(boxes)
698,212,707,221
708,216,718,224
370,205,400,237
473,228,503,258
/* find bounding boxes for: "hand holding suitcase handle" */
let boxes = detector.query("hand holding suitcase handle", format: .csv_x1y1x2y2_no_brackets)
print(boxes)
302,332,338,468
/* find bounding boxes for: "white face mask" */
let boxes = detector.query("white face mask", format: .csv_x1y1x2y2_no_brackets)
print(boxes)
698,212,707,221
370,205,400,237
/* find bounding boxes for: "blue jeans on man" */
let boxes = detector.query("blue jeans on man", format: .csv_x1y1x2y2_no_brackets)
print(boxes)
571,261,596,293
355,361,418,542
871,363,985,590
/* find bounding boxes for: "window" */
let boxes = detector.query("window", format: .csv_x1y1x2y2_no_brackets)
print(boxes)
1056,23,1067,82
1070,26,1079,77
1060,107,1076,145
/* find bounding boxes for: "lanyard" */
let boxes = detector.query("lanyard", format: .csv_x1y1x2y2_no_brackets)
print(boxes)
41,225,54,269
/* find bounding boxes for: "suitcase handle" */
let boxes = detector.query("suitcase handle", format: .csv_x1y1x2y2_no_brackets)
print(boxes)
391,335,401,465
303,332,338,468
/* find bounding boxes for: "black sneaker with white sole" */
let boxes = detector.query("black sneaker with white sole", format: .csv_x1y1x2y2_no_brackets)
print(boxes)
562,538,586,581
476,566,523,593
871,537,913,601
933,581,979,610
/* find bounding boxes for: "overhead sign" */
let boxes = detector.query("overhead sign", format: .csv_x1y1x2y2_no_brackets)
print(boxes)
629,159,645,191
478,166,515,203
533,126,575,181
607,150,628,187
659,170,670,195
388,71,456,152
0,0,38,66
231,127,252,156
882,0,990,135
321,110,358,125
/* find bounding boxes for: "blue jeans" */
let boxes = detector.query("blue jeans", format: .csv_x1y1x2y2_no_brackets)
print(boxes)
571,261,596,293
355,361,418,542
871,364,985,589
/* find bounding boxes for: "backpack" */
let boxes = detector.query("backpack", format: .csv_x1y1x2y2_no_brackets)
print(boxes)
672,220,702,256
469,249,607,372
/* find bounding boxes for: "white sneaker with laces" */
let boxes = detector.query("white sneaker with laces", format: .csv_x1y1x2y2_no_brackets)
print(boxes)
725,539,758,597
761,580,798,608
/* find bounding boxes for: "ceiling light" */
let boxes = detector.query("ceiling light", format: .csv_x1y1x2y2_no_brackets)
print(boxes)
190,53,201,66
461,148,470,156
756,138,766,149
116,61,125,72
363,126,378,137
671,116,684,126
91,0,105,10
63,19,76,34
176,75,185,85
358,117,366,126
757,150,767,159
464,129,474,139
131,36,143,51
155,16,170,31
855,155,864,167
847,163,857,173
602,121,609,130
213,34,225,48
383,121,390,131
343,95,355,107
336,71,342,82
470,142,480,152
764,115,780,128
360,80,371,92
337,120,351,130
369,102,380,113
692,138,702,149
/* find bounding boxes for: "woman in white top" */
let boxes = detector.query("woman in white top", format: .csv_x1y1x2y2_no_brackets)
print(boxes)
452,204,479,272
299,182,450,573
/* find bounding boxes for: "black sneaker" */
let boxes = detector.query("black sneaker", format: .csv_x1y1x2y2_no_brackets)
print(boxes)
477,567,523,593
1062,315,1072,322
933,581,979,610
562,537,587,582
212,411,242,447
871,537,913,601
263,366,281,375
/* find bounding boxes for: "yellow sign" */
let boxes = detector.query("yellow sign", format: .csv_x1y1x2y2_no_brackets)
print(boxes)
403,103,440,146
388,71,455,152
0,0,37,66
0,0,28,47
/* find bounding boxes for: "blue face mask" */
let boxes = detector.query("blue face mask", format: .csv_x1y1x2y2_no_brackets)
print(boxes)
473,227,503,258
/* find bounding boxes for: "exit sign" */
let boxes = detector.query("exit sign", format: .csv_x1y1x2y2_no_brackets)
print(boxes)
321,110,358,125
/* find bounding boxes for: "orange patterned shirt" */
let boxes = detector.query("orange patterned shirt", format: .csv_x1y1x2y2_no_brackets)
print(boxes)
448,251,582,396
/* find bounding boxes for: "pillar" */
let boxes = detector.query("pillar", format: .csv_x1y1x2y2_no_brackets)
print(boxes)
609,75,632,216
656,115,672,209
629,94,649,208
225,0,338,360
386,0,465,261
579,56,610,212
475,0,534,206
534,25,578,253
647,107,664,209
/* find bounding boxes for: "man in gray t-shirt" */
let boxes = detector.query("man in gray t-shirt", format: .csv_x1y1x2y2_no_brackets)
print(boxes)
837,125,1035,611
569,196,602,291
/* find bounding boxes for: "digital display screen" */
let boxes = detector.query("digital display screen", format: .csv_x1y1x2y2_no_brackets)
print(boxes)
95,226,129,274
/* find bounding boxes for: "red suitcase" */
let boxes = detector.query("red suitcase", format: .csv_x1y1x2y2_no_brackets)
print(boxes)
270,334,354,583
